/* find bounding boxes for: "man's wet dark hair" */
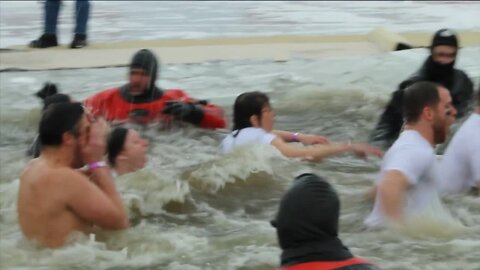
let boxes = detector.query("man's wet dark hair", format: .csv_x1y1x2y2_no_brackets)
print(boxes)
403,81,441,123
107,127,129,166
232,91,270,132
38,102,84,146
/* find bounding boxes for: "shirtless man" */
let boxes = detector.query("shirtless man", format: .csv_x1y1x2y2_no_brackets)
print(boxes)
17,102,129,248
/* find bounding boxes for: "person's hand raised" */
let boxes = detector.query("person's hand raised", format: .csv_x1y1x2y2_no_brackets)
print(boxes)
80,117,109,164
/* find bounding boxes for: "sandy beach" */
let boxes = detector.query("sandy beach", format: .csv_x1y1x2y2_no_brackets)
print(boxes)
2,30,479,71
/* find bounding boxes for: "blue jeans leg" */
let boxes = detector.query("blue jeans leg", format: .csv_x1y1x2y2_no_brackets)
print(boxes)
74,0,90,34
44,0,61,34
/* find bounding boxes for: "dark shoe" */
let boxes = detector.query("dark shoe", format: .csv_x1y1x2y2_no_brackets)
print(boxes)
70,33,87,49
29,33,58,48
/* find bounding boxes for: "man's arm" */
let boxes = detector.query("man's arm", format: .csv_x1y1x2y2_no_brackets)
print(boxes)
68,117,128,229
60,169,129,229
377,170,410,223
470,141,480,190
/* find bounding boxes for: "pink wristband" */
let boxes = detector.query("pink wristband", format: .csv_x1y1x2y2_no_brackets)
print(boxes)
292,132,300,142
88,161,108,170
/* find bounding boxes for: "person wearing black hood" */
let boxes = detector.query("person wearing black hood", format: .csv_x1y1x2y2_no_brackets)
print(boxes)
369,28,474,150
84,49,226,129
272,173,380,270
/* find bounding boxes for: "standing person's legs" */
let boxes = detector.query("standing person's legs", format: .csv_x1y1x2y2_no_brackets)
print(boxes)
30,0,61,48
44,0,61,34
70,0,90,48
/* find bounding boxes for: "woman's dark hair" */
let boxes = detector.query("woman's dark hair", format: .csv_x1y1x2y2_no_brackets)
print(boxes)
232,91,270,133
107,127,129,166
39,102,84,146
403,81,441,123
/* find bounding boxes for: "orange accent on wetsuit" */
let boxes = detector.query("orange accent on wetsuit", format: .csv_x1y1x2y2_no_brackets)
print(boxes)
84,87,226,129
280,257,372,270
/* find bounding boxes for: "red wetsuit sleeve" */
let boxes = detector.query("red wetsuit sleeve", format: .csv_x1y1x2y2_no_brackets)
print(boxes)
198,103,226,129
168,89,226,129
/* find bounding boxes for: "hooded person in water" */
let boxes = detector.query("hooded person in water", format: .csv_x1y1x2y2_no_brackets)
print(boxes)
272,173,380,270
84,49,226,129
370,28,474,150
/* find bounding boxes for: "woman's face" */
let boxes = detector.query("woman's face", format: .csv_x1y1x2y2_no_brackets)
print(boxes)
259,104,276,132
120,129,149,170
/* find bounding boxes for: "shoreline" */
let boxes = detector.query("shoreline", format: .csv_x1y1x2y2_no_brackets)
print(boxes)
1,29,479,72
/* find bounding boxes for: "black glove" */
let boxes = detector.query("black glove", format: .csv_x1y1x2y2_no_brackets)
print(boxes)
162,101,204,125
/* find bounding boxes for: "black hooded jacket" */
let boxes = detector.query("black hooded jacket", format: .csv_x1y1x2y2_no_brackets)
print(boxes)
370,56,474,150
272,174,379,269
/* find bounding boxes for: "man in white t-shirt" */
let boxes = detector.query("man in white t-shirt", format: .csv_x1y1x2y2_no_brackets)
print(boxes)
438,88,480,194
365,81,457,227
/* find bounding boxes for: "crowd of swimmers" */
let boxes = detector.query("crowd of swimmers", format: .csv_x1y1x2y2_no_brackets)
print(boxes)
17,28,479,269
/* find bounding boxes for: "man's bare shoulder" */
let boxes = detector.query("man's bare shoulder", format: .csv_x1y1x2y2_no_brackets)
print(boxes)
50,167,91,185
21,161,90,187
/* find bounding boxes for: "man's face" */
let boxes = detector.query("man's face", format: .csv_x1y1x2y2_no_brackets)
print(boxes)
431,45,457,65
120,129,149,171
432,87,457,144
129,68,152,96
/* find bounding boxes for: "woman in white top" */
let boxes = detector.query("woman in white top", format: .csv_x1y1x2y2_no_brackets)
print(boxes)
221,91,383,161
107,127,149,176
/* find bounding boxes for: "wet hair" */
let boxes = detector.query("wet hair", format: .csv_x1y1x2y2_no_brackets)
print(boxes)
42,93,71,111
107,127,129,166
232,91,270,132
403,81,441,123
38,102,84,146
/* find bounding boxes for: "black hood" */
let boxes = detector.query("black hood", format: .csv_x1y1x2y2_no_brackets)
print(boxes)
121,49,163,103
130,49,159,89
272,173,353,266
422,55,455,90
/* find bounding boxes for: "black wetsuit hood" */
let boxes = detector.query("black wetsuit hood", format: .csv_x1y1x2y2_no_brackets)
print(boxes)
272,173,353,266
121,49,163,103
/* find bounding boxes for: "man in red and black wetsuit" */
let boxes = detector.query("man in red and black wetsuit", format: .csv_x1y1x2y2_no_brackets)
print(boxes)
84,49,226,129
